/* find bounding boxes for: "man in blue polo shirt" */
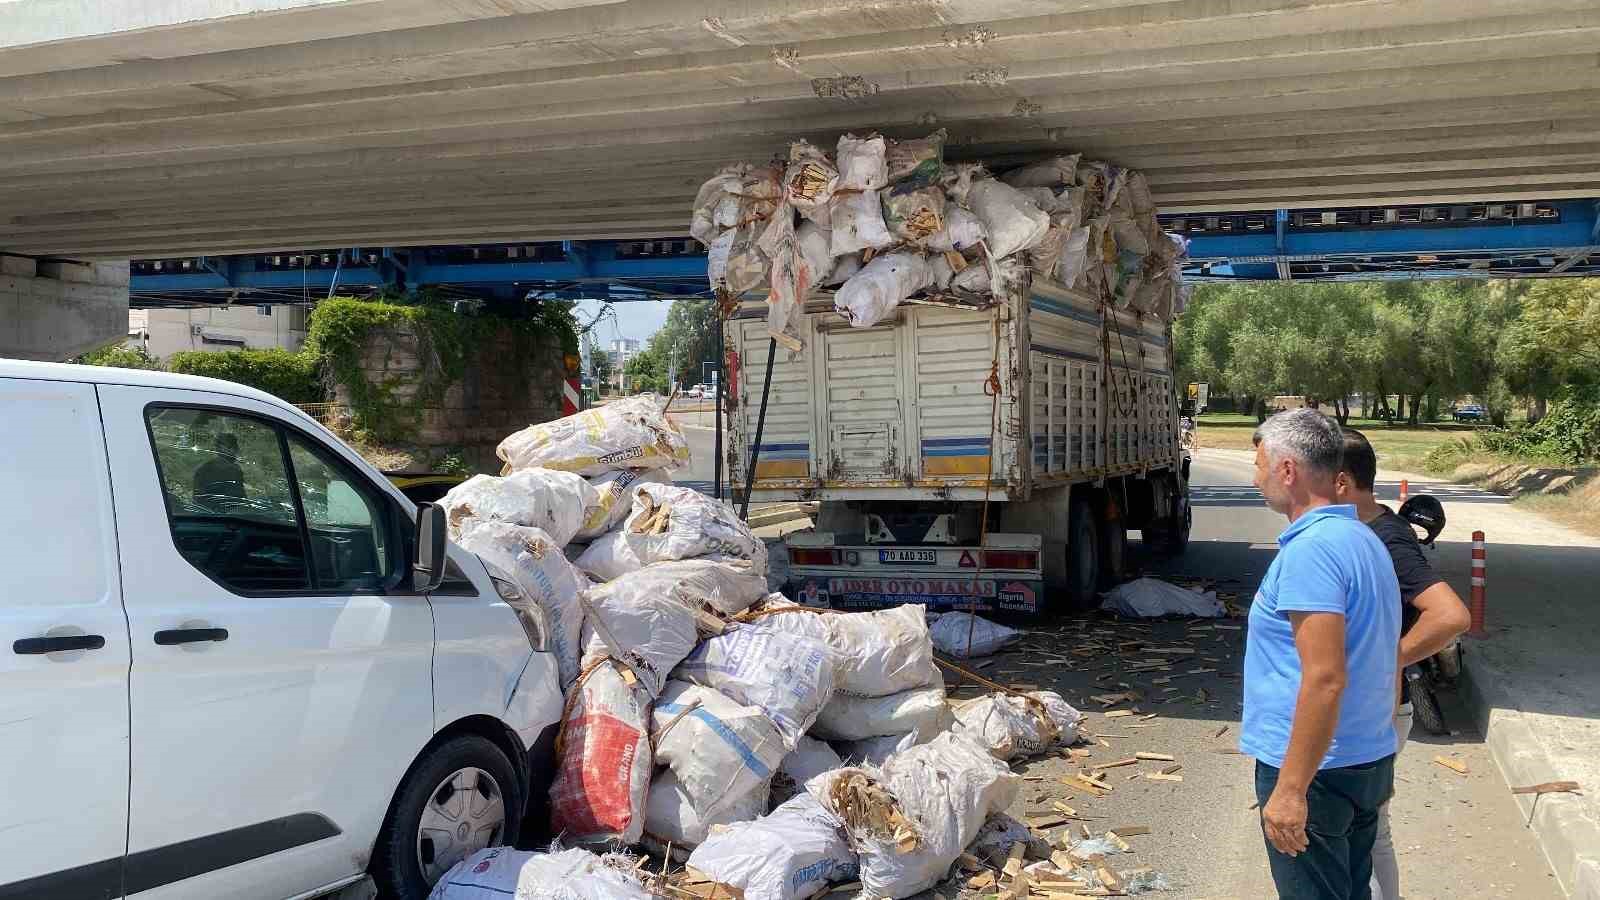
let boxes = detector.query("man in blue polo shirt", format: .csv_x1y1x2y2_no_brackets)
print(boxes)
1244,408,1401,900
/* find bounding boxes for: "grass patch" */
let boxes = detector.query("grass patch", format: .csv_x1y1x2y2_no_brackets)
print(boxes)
1196,420,1462,470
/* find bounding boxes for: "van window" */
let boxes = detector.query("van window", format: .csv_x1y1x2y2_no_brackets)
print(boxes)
146,407,310,592
286,432,394,592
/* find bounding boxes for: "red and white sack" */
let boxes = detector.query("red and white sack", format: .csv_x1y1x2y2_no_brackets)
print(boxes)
811,683,949,741
549,662,653,846
574,468,670,542
441,469,598,547
822,603,940,697
757,199,808,352
578,572,701,699
674,616,835,749
497,394,690,477
455,519,588,688
833,252,931,328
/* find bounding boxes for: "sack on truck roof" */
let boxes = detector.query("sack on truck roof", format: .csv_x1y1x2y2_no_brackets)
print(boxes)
497,394,689,478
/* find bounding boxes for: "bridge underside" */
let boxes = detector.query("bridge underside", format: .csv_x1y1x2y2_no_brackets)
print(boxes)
6,0,1600,259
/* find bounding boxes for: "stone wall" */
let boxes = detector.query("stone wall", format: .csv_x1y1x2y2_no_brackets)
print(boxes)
335,321,566,467
1,254,128,360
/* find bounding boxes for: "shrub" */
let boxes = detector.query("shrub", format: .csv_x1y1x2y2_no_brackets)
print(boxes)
75,345,161,370
166,347,322,404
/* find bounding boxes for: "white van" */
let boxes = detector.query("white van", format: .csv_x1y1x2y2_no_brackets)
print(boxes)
0,361,563,900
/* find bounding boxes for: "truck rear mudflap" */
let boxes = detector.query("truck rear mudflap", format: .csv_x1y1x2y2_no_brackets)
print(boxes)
784,532,1045,617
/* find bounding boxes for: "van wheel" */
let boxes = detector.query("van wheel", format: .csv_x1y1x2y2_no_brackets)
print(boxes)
1063,494,1101,611
1098,491,1128,590
372,735,522,899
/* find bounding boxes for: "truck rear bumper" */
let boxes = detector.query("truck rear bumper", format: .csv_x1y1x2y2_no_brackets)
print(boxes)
790,569,1044,615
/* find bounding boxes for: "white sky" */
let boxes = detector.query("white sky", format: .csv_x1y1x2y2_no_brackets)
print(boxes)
574,298,671,347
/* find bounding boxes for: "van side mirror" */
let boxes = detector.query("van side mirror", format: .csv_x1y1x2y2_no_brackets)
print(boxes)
413,503,448,592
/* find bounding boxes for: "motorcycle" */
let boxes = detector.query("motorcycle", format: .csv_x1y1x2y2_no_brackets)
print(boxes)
1397,494,1462,735
1179,415,1196,451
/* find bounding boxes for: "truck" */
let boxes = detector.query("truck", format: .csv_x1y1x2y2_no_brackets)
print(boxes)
723,276,1191,618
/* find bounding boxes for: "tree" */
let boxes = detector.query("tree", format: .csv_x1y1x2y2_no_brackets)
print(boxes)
586,335,614,390
646,299,717,388
76,344,161,370
1497,278,1600,420
623,344,669,394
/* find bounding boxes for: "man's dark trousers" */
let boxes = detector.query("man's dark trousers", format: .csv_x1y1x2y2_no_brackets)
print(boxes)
1255,755,1396,900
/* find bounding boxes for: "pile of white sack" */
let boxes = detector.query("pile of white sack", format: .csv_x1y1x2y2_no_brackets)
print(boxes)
690,130,1190,350
432,398,1085,900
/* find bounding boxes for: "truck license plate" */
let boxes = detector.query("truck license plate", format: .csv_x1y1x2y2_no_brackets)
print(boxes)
879,549,937,565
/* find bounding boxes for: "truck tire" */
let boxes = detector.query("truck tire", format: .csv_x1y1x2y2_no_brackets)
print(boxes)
371,735,523,900
1143,476,1192,557
1409,685,1449,736
1097,491,1127,590
1063,494,1101,611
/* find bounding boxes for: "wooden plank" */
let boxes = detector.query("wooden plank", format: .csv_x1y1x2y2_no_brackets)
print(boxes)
1091,757,1139,771
1135,752,1174,761
1434,755,1469,775
1109,825,1151,836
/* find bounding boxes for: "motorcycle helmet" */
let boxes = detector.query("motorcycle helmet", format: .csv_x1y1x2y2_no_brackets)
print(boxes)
1398,494,1446,546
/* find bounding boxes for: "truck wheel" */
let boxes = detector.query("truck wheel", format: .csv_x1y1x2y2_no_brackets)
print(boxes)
1143,477,1192,557
371,735,522,900
1097,492,1127,590
1063,494,1101,610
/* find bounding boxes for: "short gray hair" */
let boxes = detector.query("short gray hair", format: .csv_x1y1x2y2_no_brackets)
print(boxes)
1253,408,1344,477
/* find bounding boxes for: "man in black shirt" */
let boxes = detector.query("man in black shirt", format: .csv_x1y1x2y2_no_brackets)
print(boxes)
1335,429,1472,900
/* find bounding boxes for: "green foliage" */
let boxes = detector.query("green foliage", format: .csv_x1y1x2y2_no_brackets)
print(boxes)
623,343,669,394
586,334,615,385
1474,385,1600,464
649,298,717,386
304,294,577,442
166,347,321,404
75,344,162,370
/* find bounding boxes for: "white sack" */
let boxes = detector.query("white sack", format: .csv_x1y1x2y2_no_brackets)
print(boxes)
786,141,840,223
830,732,919,767
690,164,750,245
428,847,651,900
833,252,930,328
970,813,1053,867
823,604,940,697
498,394,690,477
653,681,787,820
757,199,807,352
440,469,596,546
675,617,835,749
829,189,894,257
1100,577,1224,618
835,134,888,191
950,261,990,294
579,574,700,698
573,530,645,582
623,483,767,573
686,793,859,900
924,205,986,253
455,520,588,688
773,736,845,805
812,684,949,741
811,731,1018,899
1056,224,1095,289
575,468,670,541
644,769,769,848
927,252,954,290
967,179,1051,259
929,612,1022,658
823,252,863,287
549,662,653,845
1002,155,1080,189
711,223,770,295
952,690,1083,761
882,184,945,243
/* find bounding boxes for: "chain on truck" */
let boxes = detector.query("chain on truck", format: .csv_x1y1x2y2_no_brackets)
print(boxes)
722,272,1192,618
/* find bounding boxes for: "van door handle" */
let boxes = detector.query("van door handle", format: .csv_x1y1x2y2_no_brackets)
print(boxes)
14,635,106,655
154,628,229,646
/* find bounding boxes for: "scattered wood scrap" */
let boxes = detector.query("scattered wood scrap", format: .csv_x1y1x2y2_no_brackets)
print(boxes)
1511,781,1581,795
1092,757,1139,771
1434,755,1469,776
1135,752,1175,762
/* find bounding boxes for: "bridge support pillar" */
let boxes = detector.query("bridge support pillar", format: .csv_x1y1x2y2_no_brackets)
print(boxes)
1,253,129,361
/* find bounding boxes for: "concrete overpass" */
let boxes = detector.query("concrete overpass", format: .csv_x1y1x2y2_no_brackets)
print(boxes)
6,0,1600,354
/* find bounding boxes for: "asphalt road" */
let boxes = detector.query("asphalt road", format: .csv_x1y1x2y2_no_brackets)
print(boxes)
965,450,1561,899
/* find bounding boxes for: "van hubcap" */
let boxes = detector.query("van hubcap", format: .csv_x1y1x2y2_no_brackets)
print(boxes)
416,767,505,884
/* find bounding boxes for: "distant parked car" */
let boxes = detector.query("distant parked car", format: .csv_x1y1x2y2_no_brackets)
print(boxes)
1453,404,1487,422
684,386,704,399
